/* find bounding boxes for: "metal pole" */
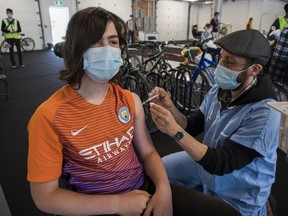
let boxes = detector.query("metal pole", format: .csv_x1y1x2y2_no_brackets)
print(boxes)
213,0,223,23
75,0,79,11
153,0,156,17
148,0,150,17
35,0,45,49
187,2,192,40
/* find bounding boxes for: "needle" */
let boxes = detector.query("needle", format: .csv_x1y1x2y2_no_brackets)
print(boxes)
142,93,160,105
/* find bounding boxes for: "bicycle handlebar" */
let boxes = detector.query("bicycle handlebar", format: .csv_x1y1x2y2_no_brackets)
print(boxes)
128,39,178,50
186,39,205,50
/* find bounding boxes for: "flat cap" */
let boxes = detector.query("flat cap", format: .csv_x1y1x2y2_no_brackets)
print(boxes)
214,29,271,65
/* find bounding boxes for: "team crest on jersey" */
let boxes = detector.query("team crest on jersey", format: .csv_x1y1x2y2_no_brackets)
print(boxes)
118,106,131,124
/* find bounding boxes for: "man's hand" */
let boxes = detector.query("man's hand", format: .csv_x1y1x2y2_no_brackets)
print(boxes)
148,87,174,111
150,102,181,137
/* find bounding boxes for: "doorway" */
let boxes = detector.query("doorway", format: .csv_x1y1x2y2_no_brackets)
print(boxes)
49,6,69,44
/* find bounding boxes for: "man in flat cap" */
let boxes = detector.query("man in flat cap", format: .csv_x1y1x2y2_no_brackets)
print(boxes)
148,29,280,215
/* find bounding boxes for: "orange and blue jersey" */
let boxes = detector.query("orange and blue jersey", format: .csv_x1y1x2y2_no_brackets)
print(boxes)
27,83,144,194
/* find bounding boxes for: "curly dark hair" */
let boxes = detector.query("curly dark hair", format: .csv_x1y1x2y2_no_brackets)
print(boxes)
59,7,128,88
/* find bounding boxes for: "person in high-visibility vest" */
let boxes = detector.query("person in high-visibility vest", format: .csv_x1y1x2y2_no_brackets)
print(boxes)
267,3,288,47
1,8,25,68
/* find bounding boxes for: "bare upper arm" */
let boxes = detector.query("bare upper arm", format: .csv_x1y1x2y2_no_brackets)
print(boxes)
131,93,157,160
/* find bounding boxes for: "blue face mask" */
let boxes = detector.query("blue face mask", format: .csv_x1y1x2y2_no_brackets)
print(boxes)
214,64,251,90
83,46,123,83
7,13,13,19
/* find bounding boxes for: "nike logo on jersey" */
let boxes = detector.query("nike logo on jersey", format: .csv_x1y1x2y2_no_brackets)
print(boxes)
71,125,88,136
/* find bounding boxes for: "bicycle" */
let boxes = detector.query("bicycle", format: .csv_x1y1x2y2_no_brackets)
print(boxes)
133,40,187,96
0,33,35,54
119,45,156,131
174,40,220,115
136,40,187,74
120,41,186,132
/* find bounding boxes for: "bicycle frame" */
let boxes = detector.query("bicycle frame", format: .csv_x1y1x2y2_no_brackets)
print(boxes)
184,45,218,86
138,41,187,73
192,55,217,84
144,50,186,72
143,51,163,71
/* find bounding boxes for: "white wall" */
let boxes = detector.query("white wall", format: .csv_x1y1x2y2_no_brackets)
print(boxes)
156,1,189,41
39,0,77,47
77,0,132,23
39,0,131,48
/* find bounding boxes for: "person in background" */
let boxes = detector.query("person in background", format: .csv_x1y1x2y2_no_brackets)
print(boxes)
268,27,288,83
192,24,202,39
149,29,280,216
1,8,25,68
126,14,137,44
268,3,288,46
201,23,213,42
210,11,220,39
246,17,253,29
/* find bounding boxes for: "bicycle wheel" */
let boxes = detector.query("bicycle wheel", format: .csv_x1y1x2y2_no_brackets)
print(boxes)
161,69,177,103
129,54,141,70
121,75,142,97
144,59,158,73
144,58,172,74
120,72,154,131
146,71,166,89
0,40,10,54
159,60,172,73
21,37,35,51
174,66,193,115
272,82,288,102
176,65,211,115
136,71,156,131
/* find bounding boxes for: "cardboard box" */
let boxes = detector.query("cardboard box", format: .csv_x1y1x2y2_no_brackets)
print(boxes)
267,102,288,153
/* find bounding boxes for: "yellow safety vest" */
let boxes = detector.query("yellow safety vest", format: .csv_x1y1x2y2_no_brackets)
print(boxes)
279,16,288,30
2,18,21,39
269,17,288,46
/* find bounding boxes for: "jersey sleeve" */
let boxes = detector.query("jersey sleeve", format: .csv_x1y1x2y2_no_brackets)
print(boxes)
27,102,63,182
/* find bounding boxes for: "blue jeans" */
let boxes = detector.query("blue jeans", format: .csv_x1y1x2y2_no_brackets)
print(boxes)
128,30,135,44
162,151,214,192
